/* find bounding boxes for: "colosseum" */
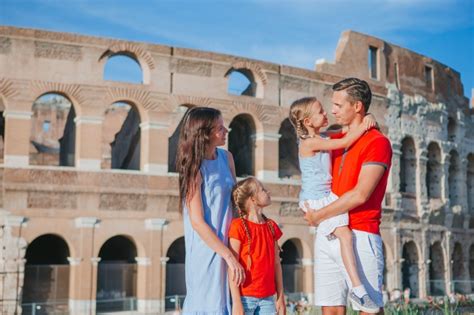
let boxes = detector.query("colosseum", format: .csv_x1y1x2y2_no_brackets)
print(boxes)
0,26,472,315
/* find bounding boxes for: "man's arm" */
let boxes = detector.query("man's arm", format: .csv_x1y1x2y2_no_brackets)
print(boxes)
304,164,386,226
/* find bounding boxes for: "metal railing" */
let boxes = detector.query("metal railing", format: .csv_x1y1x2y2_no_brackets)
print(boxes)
451,280,474,294
428,279,446,296
165,295,186,312
21,300,69,315
96,297,137,313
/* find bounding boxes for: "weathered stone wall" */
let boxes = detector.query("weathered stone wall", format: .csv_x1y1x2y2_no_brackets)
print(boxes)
0,26,472,314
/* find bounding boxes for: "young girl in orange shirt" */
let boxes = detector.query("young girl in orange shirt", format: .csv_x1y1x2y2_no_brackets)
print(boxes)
228,177,285,315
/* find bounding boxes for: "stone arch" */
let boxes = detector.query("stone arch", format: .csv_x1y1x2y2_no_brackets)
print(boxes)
103,54,143,84
401,241,420,298
30,92,76,167
426,142,442,199
0,79,19,109
429,241,446,296
0,94,5,164
23,234,71,305
165,237,186,311
451,242,467,293
102,101,141,170
447,117,457,141
467,153,474,217
229,113,256,177
100,43,155,84
278,118,300,179
96,235,138,311
280,238,304,294
448,150,462,208
226,61,267,98
105,87,152,122
400,137,417,194
168,104,194,172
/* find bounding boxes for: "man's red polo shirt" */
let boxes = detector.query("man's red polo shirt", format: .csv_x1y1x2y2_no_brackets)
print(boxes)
331,129,392,235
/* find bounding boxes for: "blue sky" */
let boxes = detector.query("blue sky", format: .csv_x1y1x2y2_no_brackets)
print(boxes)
1,0,473,99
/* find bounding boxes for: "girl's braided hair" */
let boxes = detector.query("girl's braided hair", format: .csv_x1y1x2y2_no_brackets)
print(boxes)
231,177,280,270
289,97,318,139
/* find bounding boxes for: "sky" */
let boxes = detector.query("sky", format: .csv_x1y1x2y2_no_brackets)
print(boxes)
1,0,473,99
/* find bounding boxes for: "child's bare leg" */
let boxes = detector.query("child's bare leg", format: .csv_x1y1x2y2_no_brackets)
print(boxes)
332,226,362,287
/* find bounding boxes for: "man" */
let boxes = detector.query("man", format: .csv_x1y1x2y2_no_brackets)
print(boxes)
305,78,392,315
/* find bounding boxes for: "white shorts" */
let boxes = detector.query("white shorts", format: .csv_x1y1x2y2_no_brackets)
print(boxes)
314,230,384,309
299,192,348,236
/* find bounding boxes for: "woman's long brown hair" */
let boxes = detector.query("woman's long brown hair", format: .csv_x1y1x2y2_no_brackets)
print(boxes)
176,107,222,212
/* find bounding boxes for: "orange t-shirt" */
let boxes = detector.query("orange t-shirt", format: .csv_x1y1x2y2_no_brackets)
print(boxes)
332,129,392,235
228,218,283,298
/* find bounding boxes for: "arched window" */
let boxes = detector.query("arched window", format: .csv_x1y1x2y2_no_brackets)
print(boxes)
467,154,474,217
165,237,186,311
452,243,467,294
226,69,256,97
429,242,445,296
400,137,417,194
23,235,70,310
97,236,138,312
426,142,442,199
280,239,303,295
102,102,141,170
447,117,456,141
448,150,461,208
228,114,255,177
278,118,300,178
401,241,419,298
30,93,75,166
168,105,193,172
104,54,143,84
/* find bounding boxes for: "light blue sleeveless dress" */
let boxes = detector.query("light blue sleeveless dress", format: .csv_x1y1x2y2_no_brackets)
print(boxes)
183,148,235,315
298,147,348,236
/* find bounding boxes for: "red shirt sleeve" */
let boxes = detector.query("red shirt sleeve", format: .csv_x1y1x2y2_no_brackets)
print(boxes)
361,135,392,169
228,219,244,241
270,220,283,240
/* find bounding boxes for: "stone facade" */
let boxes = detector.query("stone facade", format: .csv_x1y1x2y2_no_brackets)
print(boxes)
0,26,473,314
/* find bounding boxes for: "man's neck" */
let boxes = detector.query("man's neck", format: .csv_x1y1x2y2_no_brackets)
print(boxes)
347,114,364,131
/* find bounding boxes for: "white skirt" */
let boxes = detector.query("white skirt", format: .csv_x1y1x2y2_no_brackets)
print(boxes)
299,192,349,236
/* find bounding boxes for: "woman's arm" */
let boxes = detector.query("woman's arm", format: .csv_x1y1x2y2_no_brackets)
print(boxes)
228,238,244,315
274,242,286,315
186,173,245,285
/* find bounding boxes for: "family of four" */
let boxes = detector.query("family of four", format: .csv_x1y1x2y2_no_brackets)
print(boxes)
175,77,393,315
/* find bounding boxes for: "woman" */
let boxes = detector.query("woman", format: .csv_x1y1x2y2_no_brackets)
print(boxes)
176,107,246,315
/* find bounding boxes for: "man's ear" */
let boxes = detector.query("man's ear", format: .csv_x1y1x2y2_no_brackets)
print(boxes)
354,100,364,114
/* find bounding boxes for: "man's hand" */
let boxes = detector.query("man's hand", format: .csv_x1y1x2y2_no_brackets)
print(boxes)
303,210,324,226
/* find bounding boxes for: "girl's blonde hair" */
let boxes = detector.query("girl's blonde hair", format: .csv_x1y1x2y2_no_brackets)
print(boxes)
288,96,318,139
231,177,279,270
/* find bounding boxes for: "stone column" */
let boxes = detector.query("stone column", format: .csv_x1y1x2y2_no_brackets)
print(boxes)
0,214,27,315
3,110,32,167
74,116,103,170
417,149,430,219
444,231,453,295
68,217,99,315
254,131,280,181
143,218,168,313
135,257,154,314
441,152,452,227
389,143,403,211
301,258,314,303
392,227,402,290
140,122,170,174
